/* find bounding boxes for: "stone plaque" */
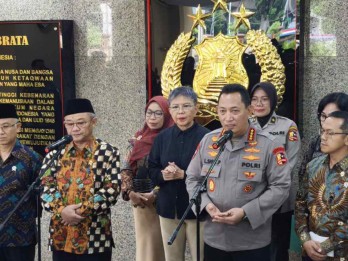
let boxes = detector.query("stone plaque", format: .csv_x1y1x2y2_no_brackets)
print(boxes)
0,21,75,155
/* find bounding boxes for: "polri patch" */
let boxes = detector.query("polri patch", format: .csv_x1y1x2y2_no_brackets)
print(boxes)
288,126,298,141
273,147,288,165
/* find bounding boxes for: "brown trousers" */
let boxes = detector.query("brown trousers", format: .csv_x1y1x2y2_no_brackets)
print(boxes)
133,205,165,261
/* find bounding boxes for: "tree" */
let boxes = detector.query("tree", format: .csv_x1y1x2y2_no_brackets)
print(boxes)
253,0,285,31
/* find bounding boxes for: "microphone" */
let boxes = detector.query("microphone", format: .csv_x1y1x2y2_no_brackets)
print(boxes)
45,135,73,153
212,130,233,149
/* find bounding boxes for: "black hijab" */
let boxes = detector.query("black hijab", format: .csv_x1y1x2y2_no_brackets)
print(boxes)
250,82,278,128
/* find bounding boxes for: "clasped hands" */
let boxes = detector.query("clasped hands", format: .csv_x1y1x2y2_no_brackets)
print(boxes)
205,203,245,225
129,191,155,208
162,162,185,181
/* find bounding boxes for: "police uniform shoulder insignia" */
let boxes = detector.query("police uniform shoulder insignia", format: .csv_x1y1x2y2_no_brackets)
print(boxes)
247,128,257,145
288,126,298,142
270,116,276,123
273,147,288,166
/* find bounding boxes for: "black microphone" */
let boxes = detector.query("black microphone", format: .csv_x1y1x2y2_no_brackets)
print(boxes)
212,130,233,149
45,135,73,153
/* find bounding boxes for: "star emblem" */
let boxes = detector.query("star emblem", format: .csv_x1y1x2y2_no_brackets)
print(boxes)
232,3,255,30
211,0,229,13
188,4,211,30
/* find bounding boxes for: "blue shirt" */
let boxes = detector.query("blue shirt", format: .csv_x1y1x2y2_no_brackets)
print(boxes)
0,140,42,247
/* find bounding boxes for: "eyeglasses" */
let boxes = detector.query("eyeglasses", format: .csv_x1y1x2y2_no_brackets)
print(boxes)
320,128,348,138
146,110,163,118
318,112,328,122
169,104,194,112
251,97,269,105
64,120,91,129
0,122,18,132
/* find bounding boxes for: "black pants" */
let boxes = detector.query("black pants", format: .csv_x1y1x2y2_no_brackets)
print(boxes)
270,211,293,261
204,242,271,261
0,245,35,261
53,250,112,261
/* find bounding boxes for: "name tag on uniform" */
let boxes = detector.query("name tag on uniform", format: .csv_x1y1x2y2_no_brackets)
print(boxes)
201,164,221,178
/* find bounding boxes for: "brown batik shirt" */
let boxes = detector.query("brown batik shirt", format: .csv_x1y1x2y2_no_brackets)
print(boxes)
40,138,120,254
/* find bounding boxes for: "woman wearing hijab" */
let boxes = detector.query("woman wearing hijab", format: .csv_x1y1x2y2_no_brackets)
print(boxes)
121,96,174,261
250,82,301,261
148,87,209,261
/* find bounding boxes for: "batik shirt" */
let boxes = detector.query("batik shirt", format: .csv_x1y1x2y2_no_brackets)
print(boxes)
295,154,348,258
40,138,120,254
0,140,42,247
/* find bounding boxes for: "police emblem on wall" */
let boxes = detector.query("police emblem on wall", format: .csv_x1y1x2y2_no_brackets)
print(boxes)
161,1,286,126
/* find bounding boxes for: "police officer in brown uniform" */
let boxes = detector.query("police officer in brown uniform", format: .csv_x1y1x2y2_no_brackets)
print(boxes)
186,84,291,261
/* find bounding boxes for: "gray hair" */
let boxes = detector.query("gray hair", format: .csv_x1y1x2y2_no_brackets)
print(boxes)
168,86,198,105
89,113,96,119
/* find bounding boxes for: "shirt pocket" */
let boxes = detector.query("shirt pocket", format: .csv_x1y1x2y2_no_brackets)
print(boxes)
235,168,263,200
200,164,221,178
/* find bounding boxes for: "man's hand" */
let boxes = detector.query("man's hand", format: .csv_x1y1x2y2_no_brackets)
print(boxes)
212,208,245,225
129,191,148,208
61,203,85,226
205,203,221,218
303,240,327,261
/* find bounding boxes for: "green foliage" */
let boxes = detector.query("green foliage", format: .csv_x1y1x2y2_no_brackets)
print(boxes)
310,41,336,56
311,0,335,17
267,21,282,38
321,18,336,34
87,21,102,48
282,39,296,50
214,10,227,34
254,0,285,22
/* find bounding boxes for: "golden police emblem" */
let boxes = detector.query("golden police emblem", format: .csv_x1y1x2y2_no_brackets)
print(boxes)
161,1,286,126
